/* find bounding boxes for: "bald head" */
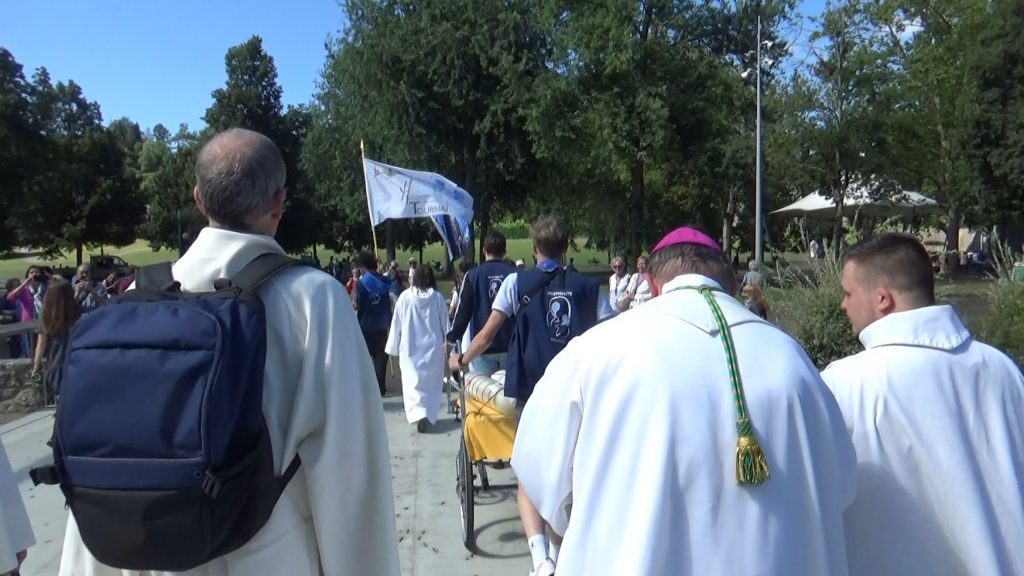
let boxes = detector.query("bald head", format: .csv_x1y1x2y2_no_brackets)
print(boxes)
842,233,935,307
194,128,286,232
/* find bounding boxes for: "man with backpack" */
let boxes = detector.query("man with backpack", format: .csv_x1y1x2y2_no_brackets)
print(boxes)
51,128,400,576
446,230,517,373
449,215,614,576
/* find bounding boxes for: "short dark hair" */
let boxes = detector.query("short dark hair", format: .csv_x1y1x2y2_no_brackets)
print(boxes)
483,231,507,258
648,242,734,294
356,251,378,271
843,233,935,305
530,216,569,259
413,264,437,290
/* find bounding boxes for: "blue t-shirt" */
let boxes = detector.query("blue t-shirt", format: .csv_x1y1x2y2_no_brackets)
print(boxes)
355,272,392,332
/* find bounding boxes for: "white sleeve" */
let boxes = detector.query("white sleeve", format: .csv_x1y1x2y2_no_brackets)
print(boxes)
492,273,519,317
511,340,585,536
384,295,403,357
597,290,615,321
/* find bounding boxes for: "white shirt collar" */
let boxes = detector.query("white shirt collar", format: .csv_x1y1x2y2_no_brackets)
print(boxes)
661,274,724,294
172,227,286,291
651,274,764,335
859,305,972,351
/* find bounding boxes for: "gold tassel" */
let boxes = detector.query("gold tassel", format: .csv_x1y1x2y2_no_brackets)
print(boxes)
736,435,770,486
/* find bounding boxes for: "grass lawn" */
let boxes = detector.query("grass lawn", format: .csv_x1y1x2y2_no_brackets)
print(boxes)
0,238,614,284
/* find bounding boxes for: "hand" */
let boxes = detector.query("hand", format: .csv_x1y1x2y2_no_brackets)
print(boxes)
448,351,463,373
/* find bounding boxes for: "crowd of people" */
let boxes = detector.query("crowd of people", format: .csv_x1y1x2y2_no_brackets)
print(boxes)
0,127,1018,576
1,263,137,407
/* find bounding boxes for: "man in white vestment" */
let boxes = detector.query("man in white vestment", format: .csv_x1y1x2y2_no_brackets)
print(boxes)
822,233,1024,576
0,440,33,576
512,226,857,576
59,128,400,576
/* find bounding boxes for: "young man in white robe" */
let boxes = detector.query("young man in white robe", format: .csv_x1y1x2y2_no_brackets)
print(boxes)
822,233,1024,576
58,128,400,576
511,226,858,576
386,265,449,432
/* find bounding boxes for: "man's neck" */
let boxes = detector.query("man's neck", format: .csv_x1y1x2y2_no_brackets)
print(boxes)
536,255,563,266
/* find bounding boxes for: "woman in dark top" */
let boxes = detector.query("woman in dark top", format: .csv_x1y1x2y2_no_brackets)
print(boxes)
31,278,80,405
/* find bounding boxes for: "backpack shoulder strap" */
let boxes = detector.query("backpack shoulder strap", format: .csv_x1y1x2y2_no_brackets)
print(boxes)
135,262,178,291
230,253,308,292
519,268,561,307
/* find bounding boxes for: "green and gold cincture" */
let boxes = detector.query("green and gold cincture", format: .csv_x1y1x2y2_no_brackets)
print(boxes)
695,285,770,486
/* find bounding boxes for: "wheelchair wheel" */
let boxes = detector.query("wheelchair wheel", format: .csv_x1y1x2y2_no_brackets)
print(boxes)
456,436,476,551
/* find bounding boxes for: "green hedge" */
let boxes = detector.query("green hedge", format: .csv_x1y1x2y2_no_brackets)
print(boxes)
491,220,531,240
771,255,861,368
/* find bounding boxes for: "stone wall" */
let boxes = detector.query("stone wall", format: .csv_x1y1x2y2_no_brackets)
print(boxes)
0,359,40,414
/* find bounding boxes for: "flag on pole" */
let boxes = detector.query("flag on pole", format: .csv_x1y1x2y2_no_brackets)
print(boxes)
362,157,474,261
362,157,474,226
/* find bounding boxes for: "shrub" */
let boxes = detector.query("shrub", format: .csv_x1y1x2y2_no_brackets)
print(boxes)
979,283,1024,367
492,220,531,240
771,250,861,369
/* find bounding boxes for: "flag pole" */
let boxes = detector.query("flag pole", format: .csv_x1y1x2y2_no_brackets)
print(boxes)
360,139,380,259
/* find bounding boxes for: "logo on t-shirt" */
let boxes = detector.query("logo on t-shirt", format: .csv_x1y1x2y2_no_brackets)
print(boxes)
546,293,572,340
488,277,502,300
370,293,381,305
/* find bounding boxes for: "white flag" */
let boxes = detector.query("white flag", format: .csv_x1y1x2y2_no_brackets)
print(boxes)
362,157,474,227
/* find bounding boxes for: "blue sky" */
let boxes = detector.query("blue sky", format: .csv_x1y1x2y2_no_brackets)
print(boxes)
2,0,342,131
2,1,826,133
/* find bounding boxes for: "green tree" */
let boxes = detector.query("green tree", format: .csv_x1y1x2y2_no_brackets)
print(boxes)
968,0,1024,230
798,0,894,250
0,48,41,252
866,0,984,251
138,131,204,255
526,0,758,258
203,36,316,254
19,74,143,263
310,0,548,262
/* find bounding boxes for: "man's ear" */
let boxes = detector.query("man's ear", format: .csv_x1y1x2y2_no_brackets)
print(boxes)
876,285,896,315
270,187,286,221
193,187,207,217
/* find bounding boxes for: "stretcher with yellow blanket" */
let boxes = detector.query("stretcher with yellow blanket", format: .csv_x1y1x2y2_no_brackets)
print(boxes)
449,369,519,552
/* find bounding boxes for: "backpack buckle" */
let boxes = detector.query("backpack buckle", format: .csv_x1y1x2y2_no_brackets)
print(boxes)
201,470,222,498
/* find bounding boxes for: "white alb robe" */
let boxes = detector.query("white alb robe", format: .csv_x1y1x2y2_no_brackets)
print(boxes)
512,274,857,576
821,305,1024,576
0,439,34,573
385,287,449,424
59,227,400,576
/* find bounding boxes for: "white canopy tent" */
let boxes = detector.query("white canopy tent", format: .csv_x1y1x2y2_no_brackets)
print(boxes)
772,188,944,219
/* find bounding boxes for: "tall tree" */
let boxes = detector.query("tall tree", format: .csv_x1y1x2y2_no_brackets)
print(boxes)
800,0,893,249
867,0,985,251
309,0,548,261
138,128,204,255
203,36,316,254
527,0,752,257
19,74,143,263
0,48,40,252
968,0,1024,232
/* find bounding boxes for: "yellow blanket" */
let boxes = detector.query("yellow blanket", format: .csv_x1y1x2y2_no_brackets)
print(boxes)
462,395,516,462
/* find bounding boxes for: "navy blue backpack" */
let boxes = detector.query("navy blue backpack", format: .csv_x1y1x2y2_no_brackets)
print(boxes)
31,253,307,571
